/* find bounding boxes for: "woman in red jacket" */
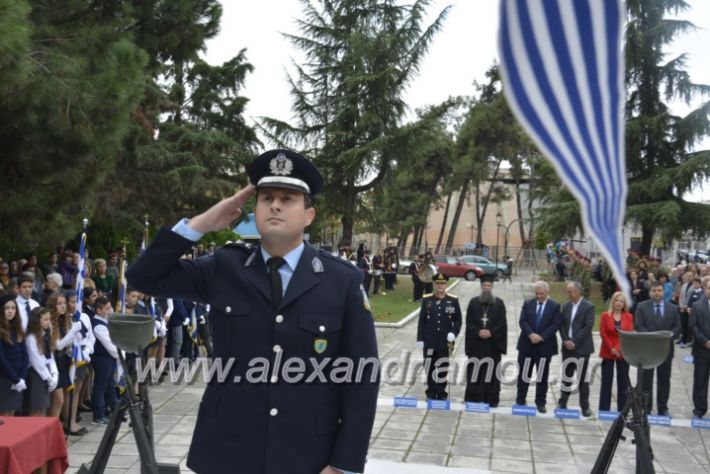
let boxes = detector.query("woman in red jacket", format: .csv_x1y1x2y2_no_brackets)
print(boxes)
599,291,635,412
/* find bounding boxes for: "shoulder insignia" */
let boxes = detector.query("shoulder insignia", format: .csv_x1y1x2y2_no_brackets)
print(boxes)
446,293,458,299
312,256,324,273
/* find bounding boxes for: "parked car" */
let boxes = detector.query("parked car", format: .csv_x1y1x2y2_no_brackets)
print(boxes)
432,255,484,281
398,258,413,274
459,255,508,279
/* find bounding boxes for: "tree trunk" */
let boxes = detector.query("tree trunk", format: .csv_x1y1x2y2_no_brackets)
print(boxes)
173,60,184,124
515,181,526,245
340,179,356,245
410,225,421,255
444,180,469,254
435,192,452,254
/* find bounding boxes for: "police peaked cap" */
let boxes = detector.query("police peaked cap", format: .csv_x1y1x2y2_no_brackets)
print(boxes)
248,149,324,196
432,272,449,283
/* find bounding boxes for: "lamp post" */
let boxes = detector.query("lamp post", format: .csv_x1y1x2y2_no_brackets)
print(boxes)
466,223,474,244
495,211,503,266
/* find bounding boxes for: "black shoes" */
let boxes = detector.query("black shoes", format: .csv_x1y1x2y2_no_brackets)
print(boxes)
536,405,547,413
581,408,593,418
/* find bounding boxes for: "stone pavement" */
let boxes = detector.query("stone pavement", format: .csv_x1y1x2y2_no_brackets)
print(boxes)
67,271,710,473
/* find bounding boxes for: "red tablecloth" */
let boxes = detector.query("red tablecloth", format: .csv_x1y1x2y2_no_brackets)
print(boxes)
0,417,68,474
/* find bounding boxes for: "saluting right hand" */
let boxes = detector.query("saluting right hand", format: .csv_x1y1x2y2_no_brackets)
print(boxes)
188,185,256,234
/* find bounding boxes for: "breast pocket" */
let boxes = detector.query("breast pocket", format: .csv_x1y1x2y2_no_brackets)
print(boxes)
299,312,343,357
210,297,253,353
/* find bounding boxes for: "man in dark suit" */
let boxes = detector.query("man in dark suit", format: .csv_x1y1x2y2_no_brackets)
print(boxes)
557,281,595,417
516,280,562,413
690,279,710,418
127,149,380,474
635,281,681,416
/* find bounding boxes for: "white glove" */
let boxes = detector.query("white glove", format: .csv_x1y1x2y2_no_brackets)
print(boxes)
182,318,189,326
11,379,27,392
47,376,58,392
447,332,456,343
417,341,424,349
69,321,83,334
198,315,206,325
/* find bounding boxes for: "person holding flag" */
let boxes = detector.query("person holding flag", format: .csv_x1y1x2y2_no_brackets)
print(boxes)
65,218,94,435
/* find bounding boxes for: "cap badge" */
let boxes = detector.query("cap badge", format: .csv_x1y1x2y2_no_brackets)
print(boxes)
269,153,293,176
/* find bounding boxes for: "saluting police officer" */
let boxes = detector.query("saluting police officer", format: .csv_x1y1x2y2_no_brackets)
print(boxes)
416,272,461,400
127,149,380,474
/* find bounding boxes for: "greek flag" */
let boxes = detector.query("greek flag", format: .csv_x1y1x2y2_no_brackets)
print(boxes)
499,0,630,297
68,231,89,389
117,258,128,313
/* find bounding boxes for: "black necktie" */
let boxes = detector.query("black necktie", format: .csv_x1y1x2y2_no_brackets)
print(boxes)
655,304,662,319
267,257,286,310
25,301,31,319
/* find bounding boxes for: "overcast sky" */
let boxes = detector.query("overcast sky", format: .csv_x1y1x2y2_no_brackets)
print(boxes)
204,1,710,202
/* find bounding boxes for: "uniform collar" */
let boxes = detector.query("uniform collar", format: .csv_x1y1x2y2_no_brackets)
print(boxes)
260,242,305,273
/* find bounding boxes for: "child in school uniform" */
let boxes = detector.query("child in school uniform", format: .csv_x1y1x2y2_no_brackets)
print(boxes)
46,292,82,418
90,296,119,425
64,290,95,435
0,294,28,415
25,306,58,416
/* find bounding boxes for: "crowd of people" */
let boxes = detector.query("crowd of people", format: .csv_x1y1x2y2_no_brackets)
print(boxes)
417,256,710,419
0,250,212,437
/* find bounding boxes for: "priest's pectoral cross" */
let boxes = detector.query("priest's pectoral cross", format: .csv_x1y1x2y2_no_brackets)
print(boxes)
481,303,490,328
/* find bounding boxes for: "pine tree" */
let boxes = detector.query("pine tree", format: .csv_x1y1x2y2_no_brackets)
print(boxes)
261,0,449,244
0,0,147,252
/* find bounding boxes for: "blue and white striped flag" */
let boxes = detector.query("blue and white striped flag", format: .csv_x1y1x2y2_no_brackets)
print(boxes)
117,259,128,312
499,0,630,298
69,231,90,389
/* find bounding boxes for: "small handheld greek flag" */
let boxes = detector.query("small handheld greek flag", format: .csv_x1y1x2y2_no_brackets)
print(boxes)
499,0,630,298
68,229,90,390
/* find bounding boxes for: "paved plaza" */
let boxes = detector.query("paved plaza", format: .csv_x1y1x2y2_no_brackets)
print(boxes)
67,271,710,473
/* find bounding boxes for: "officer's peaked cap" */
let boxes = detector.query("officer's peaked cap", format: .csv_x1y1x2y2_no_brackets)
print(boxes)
248,149,324,196
433,272,449,283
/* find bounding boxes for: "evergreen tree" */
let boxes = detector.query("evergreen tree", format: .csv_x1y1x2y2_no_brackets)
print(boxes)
0,0,147,252
262,0,449,244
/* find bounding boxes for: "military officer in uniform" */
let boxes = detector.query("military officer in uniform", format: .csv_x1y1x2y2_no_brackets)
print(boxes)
416,272,461,400
127,149,380,474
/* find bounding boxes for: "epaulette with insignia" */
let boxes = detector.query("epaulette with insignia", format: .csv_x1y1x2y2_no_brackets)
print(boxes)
446,293,458,299
222,242,250,251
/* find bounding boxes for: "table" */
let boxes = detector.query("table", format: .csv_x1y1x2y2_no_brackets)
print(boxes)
0,417,68,474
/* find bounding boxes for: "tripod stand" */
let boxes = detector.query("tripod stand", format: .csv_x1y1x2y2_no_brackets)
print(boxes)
591,367,654,473
78,313,189,473
592,330,673,474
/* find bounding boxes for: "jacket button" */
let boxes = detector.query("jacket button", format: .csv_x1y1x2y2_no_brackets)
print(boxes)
273,344,282,353
225,306,231,313
319,325,326,333
275,315,284,323
270,408,278,416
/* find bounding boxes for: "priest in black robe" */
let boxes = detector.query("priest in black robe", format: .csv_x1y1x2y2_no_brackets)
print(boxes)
464,274,507,406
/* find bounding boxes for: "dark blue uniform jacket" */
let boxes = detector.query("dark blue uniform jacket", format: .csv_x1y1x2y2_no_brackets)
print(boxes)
127,228,380,473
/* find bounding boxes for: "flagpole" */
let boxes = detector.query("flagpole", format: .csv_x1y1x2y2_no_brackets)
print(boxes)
117,238,129,312
67,216,89,436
